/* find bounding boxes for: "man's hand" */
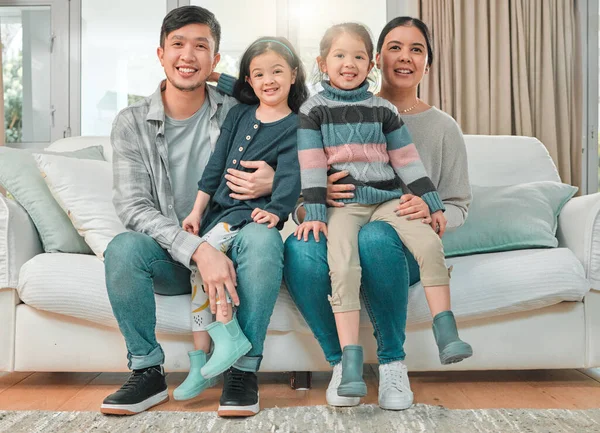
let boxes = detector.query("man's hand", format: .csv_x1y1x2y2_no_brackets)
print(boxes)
251,208,280,228
395,194,431,221
182,211,201,235
430,210,447,237
294,221,328,242
326,170,355,207
225,161,274,200
192,243,239,316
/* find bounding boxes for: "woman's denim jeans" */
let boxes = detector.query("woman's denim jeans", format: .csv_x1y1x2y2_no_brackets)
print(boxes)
283,221,420,366
104,223,283,372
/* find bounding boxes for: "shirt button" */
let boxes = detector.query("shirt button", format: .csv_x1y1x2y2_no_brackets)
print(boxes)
239,146,244,152
232,159,237,164
168,205,173,209
246,135,251,140
253,124,258,129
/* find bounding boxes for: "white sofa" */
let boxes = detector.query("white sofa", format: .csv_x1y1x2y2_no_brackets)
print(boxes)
1,135,600,375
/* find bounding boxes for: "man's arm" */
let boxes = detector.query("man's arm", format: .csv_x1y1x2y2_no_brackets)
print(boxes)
111,112,203,267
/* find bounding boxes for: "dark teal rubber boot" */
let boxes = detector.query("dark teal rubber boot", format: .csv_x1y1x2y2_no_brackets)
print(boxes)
337,345,367,397
433,310,473,365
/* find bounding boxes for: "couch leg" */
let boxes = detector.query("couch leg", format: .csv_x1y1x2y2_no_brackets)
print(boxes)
290,371,312,390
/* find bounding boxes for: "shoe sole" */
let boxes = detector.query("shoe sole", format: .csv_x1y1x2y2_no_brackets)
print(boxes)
100,390,169,415
337,381,367,397
201,341,252,379
440,341,473,365
326,390,360,407
217,401,260,417
173,377,218,401
379,395,414,411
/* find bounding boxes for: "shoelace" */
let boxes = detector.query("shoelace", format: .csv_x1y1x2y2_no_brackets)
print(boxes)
380,363,410,394
120,370,147,391
226,368,249,393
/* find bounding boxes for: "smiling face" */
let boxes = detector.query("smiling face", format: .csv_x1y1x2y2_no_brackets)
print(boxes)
376,25,429,92
319,32,374,91
246,50,296,110
157,23,220,92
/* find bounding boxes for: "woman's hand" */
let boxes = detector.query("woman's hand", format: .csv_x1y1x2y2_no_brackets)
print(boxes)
225,161,275,200
251,208,280,229
430,210,447,237
294,221,328,242
395,194,431,222
326,170,355,207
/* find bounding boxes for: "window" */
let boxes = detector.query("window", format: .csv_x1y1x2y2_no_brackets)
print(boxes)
80,0,167,135
0,6,52,145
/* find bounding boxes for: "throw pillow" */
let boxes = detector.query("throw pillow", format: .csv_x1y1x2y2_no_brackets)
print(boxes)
0,146,104,253
34,153,126,259
442,181,578,257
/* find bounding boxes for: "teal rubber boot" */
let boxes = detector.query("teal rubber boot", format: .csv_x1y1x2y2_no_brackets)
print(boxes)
173,349,218,401
433,310,473,365
337,345,367,397
200,314,252,379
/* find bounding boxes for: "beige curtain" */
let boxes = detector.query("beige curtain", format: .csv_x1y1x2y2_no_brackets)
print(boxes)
420,0,582,188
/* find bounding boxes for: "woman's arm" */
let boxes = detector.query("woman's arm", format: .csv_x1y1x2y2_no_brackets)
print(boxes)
437,120,472,230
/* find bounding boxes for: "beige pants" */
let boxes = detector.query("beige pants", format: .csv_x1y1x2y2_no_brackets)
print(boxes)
327,200,450,313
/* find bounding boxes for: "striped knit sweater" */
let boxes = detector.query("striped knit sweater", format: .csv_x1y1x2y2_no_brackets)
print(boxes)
298,80,445,223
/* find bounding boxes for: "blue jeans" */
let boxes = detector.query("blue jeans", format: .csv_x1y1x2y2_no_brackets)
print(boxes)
105,223,283,372
283,221,420,366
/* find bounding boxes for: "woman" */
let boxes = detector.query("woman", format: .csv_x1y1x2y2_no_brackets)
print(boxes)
283,16,471,411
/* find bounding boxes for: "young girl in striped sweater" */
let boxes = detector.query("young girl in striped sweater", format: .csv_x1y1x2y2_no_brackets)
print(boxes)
295,23,472,398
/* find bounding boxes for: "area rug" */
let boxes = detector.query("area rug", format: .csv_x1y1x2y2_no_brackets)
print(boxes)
2,404,600,433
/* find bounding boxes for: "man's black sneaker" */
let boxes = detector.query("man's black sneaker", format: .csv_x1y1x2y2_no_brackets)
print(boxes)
218,367,260,417
100,365,169,415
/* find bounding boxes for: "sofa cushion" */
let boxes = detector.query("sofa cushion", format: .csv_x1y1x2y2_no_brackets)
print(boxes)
464,135,561,186
46,136,113,163
17,248,590,334
0,146,104,254
34,154,126,259
443,181,577,257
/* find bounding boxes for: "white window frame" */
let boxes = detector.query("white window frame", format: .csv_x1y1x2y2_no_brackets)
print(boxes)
0,0,69,146
581,0,599,194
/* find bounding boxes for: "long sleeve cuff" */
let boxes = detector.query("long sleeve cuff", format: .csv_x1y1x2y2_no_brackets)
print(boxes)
304,203,328,223
421,191,446,214
217,73,236,96
171,230,205,269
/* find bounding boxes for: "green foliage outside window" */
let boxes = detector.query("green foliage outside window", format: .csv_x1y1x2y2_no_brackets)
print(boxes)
2,50,22,143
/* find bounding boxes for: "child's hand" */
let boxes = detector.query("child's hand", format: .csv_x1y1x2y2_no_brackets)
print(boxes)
430,210,447,237
182,211,201,235
251,208,280,228
294,221,328,242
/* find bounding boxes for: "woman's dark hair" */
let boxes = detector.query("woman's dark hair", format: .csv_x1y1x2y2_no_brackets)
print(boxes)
319,22,374,61
233,37,308,114
160,6,221,53
376,16,433,67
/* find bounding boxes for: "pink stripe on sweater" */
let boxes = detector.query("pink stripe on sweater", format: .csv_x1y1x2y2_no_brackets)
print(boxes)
325,143,389,165
388,144,419,168
298,148,329,169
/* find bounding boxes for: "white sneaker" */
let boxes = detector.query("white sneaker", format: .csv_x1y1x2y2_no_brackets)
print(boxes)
378,361,413,410
326,363,360,407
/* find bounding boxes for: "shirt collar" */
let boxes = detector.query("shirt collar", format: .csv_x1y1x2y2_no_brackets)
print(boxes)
146,79,224,135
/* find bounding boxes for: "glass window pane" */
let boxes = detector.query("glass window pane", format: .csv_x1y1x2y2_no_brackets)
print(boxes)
291,0,387,93
81,0,167,136
190,1,277,76
0,6,51,145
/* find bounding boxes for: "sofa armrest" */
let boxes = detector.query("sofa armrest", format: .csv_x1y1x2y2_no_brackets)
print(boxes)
0,194,42,289
557,192,600,289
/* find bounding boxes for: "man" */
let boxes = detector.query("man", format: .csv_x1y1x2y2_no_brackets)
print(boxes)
100,6,282,417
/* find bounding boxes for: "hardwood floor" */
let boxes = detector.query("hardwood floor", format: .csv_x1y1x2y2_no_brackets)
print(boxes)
1,368,600,412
